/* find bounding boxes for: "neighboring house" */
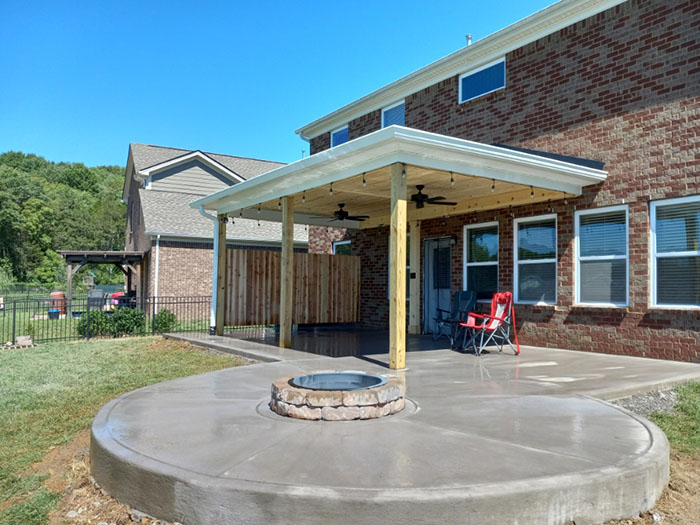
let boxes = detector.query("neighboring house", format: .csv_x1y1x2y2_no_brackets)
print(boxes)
123,143,308,297
195,0,699,363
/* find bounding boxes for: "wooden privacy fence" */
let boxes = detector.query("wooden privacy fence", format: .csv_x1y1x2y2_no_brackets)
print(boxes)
223,249,360,326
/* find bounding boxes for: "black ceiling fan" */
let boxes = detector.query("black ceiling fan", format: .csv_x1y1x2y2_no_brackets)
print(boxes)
410,185,457,209
331,203,370,222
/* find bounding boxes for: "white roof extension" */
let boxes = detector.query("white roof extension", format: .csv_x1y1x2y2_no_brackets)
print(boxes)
296,0,627,140
192,126,607,226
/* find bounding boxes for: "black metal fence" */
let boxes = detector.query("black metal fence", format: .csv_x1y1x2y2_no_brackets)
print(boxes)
0,295,211,345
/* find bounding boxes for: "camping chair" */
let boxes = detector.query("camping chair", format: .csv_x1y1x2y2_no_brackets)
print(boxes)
432,290,477,347
459,291,520,356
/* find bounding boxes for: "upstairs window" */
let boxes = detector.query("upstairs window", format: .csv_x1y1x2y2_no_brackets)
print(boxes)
464,222,499,301
382,101,405,127
331,125,348,147
651,195,700,307
514,215,557,304
459,58,506,104
575,206,628,306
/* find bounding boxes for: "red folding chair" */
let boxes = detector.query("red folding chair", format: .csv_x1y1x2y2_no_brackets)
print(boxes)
459,292,520,356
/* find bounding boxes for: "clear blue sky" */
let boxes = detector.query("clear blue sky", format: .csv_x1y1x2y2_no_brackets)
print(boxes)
0,0,554,167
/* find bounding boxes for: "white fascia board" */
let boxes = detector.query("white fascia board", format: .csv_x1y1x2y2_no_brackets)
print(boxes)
191,126,607,216
137,151,245,183
296,0,628,140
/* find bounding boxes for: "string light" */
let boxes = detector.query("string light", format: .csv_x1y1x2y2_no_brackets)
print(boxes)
362,172,366,187
257,203,261,214
530,186,534,199
278,198,281,210
257,219,260,227
491,179,495,192
239,209,243,217
450,172,455,187
302,190,306,203
231,217,235,225
329,183,333,195
563,191,569,205
402,167,406,179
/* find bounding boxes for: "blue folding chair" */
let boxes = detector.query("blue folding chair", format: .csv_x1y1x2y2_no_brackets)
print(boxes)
432,290,477,348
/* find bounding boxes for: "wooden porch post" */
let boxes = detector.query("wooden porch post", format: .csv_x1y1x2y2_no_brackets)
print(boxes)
215,215,227,336
280,196,294,348
408,220,421,334
390,163,407,369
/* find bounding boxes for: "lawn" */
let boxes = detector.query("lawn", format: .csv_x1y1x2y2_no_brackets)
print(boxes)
650,381,700,453
0,337,244,524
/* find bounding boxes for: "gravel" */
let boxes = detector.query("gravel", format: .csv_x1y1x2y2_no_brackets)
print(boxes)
612,388,679,418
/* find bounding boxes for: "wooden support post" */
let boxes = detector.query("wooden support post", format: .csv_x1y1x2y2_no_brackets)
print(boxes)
280,196,294,348
66,263,72,316
390,163,407,370
215,215,227,336
408,220,421,334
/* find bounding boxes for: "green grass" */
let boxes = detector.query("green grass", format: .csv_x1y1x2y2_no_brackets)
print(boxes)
649,381,700,453
0,337,243,524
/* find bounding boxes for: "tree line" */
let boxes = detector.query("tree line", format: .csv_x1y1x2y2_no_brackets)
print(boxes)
0,151,125,290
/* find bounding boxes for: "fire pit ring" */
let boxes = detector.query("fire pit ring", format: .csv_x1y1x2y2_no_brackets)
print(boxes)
270,370,405,421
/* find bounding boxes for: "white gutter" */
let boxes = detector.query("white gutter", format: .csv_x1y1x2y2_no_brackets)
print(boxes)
153,234,161,305
198,205,219,335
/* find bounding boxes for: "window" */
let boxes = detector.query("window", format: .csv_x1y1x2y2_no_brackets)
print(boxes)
575,206,628,306
514,215,557,304
459,58,506,104
330,126,348,147
651,195,700,307
382,101,405,127
464,222,498,301
332,240,351,255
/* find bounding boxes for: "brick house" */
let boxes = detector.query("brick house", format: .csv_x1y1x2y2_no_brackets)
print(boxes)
195,0,699,364
123,143,308,298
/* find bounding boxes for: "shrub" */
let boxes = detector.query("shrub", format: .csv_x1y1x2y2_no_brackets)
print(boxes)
76,310,111,337
110,308,146,337
153,308,177,333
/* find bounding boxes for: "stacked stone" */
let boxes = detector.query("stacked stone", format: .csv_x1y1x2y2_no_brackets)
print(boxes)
270,371,405,421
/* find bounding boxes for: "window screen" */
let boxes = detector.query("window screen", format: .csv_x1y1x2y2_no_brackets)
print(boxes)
331,126,348,147
576,208,628,305
515,217,556,304
382,102,405,127
465,224,498,300
653,198,700,306
459,60,506,103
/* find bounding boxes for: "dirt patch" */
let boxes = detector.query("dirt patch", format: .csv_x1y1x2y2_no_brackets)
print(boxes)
604,452,700,525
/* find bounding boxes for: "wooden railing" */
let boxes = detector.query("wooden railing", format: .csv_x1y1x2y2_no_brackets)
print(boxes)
223,250,360,326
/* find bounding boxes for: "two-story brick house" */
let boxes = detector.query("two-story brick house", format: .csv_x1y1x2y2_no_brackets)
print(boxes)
194,0,699,363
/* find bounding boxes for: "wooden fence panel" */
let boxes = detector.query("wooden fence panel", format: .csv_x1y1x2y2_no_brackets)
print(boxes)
223,250,360,326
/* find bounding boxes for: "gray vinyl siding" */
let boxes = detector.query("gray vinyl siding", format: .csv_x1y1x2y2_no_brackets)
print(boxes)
150,159,237,195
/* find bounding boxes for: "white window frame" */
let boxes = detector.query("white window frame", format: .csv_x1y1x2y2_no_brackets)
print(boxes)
458,57,506,104
463,221,499,302
513,214,557,305
381,100,405,128
650,194,700,309
574,205,629,307
330,125,348,147
332,240,351,255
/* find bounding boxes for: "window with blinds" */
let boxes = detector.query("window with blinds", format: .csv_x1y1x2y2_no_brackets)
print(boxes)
575,206,628,306
514,215,556,304
651,196,700,307
331,126,348,147
382,101,405,128
459,58,506,104
464,222,498,301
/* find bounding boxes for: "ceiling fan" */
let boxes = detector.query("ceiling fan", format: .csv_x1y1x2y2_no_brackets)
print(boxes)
410,185,457,209
330,203,370,222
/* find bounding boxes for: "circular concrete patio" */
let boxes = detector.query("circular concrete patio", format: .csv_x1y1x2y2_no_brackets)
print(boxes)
91,356,670,525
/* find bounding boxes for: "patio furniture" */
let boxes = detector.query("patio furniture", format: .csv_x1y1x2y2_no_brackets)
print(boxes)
459,291,520,356
432,290,477,347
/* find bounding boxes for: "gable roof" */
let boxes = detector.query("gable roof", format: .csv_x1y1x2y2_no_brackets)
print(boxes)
139,189,308,245
296,0,627,140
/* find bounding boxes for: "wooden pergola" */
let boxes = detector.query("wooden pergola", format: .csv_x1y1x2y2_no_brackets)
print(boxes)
59,250,146,309
192,126,607,369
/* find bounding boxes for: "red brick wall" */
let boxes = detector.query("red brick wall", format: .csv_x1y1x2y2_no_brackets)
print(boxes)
308,226,347,254
334,0,700,361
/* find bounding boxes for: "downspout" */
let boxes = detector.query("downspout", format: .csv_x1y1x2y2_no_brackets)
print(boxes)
153,235,161,305
198,205,219,335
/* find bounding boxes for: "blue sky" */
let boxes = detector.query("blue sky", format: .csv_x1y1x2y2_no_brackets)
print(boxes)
0,1,554,167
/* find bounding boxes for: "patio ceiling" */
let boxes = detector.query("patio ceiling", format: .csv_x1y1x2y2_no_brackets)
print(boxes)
192,126,607,229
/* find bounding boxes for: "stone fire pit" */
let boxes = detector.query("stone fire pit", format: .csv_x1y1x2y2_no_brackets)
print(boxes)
270,370,405,421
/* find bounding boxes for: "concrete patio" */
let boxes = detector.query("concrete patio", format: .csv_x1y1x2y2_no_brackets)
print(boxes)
91,330,700,524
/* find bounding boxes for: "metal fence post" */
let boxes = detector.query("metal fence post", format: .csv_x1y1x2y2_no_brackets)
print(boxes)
86,298,91,340
12,300,16,344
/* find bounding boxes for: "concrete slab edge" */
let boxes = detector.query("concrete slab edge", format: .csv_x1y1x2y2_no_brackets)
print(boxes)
164,333,281,363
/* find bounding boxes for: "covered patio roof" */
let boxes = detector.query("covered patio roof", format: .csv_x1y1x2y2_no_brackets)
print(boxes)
191,126,607,228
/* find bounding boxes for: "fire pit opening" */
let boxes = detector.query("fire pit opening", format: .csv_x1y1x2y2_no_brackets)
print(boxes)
290,372,387,391
270,370,405,421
